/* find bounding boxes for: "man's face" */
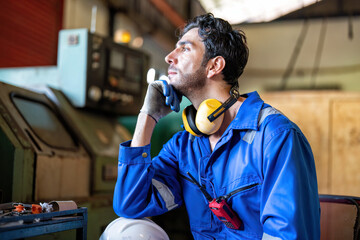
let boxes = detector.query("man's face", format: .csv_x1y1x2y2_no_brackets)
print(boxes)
165,28,207,97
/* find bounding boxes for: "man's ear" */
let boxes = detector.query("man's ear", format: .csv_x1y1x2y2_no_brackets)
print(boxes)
206,56,225,78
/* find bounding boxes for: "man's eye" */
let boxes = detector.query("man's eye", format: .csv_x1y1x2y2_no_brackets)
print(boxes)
181,46,189,52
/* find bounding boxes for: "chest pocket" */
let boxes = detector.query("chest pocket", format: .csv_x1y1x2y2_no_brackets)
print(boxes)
222,177,263,238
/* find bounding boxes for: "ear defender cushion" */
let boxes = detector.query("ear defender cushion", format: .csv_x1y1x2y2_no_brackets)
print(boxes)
195,99,224,135
182,105,203,137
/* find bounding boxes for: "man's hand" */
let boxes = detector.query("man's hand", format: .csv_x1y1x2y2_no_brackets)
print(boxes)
140,80,181,122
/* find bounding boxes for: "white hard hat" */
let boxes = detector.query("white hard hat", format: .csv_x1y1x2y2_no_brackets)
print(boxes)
99,217,170,240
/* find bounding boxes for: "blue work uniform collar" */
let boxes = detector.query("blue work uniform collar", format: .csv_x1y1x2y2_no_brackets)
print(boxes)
231,91,264,131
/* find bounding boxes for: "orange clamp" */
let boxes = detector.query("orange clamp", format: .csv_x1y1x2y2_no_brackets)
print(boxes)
31,204,42,214
13,204,25,212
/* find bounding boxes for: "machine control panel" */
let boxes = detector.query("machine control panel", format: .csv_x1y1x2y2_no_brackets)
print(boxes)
58,29,149,115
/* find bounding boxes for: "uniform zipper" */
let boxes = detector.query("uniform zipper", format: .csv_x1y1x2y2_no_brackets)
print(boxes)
222,183,260,200
180,173,260,201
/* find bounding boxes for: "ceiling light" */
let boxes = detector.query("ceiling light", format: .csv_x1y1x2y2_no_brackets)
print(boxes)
199,0,320,24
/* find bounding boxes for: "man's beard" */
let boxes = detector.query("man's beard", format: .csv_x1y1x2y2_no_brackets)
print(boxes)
174,65,207,99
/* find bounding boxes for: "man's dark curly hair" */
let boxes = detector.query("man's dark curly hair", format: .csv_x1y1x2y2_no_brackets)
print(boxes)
179,13,249,86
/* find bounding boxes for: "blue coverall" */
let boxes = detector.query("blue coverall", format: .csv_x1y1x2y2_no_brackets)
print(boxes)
113,91,321,239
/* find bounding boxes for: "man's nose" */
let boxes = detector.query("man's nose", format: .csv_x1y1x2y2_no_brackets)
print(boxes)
165,50,176,64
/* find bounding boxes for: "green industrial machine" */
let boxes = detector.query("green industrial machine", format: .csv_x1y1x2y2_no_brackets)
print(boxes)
0,82,125,239
0,83,91,203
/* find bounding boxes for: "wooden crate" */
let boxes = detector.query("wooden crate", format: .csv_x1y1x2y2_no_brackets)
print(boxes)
261,91,360,196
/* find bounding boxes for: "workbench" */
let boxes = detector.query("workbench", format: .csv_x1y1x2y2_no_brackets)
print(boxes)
0,207,87,240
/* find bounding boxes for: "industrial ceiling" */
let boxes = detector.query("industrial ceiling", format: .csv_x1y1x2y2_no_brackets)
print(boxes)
199,0,360,24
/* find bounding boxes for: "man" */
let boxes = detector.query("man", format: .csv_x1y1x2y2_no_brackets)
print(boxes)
113,13,320,239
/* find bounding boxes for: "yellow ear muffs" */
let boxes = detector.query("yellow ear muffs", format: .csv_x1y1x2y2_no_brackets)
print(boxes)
182,99,224,136
182,105,202,137
196,99,224,135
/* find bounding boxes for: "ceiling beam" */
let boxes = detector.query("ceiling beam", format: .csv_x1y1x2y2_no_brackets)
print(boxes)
149,0,186,28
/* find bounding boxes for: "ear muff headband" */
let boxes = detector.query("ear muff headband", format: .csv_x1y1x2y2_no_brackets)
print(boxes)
208,88,240,122
182,105,203,137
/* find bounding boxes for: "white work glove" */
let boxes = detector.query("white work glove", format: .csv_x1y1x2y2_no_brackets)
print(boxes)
140,80,182,122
